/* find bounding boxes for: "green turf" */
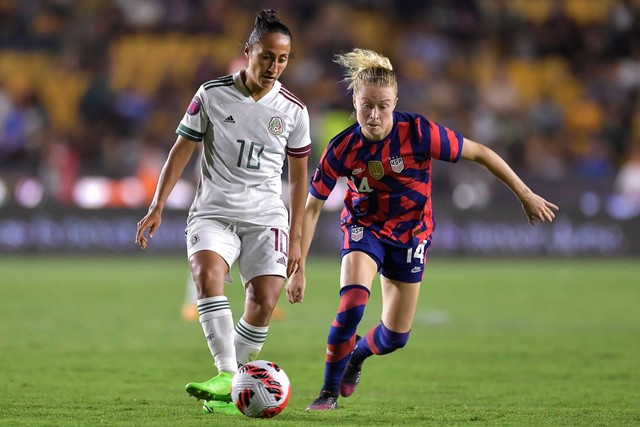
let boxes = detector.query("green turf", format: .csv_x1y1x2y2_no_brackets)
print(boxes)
0,256,638,426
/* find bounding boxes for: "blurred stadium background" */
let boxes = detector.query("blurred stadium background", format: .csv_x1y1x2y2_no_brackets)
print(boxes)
0,0,639,257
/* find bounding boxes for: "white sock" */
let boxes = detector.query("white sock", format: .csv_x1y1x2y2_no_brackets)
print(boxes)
197,296,237,373
234,317,269,365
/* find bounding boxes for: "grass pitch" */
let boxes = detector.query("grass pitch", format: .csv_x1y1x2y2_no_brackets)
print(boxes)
0,256,638,426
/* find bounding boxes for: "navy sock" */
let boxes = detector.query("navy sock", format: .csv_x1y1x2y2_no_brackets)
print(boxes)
321,285,370,395
349,321,410,366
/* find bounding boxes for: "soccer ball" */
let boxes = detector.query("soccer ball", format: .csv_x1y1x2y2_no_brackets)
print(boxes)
231,360,291,418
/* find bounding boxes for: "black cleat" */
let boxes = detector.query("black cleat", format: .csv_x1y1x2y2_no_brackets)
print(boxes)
340,361,362,397
306,390,339,410
340,334,363,397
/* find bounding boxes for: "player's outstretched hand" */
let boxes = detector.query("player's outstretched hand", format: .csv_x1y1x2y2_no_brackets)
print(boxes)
285,270,305,304
135,207,162,250
521,192,559,225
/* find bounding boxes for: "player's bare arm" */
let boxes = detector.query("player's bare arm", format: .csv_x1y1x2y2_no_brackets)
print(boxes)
135,136,197,249
285,155,308,277
460,137,559,225
285,194,325,304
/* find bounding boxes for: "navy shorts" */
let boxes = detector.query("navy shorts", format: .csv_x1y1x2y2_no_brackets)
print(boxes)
340,224,432,283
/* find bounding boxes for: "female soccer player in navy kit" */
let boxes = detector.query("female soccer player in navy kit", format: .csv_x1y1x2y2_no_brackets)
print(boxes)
284,48,558,410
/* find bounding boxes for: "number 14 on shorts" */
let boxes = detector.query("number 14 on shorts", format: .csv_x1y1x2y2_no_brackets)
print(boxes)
406,240,429,264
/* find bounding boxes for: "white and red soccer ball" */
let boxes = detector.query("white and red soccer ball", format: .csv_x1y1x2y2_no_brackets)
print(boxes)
231,360,291,418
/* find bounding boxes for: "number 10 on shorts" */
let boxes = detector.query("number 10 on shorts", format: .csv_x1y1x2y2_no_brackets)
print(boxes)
271,227,289,256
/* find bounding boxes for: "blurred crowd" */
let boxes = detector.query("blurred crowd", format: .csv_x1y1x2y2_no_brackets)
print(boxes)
0,0,639,211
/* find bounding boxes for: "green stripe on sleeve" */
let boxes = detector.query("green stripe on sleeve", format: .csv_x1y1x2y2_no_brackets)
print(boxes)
176,124,204,141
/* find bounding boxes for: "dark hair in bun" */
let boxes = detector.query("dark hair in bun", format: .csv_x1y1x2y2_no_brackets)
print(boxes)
247,9,292,47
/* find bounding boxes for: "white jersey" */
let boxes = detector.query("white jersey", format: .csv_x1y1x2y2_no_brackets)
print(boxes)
177,71,311,227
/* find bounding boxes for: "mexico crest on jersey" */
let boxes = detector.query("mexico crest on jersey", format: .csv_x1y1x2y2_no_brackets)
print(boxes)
368,161,384,180
351,226,364,242
390,156,404,173
268,117,284,135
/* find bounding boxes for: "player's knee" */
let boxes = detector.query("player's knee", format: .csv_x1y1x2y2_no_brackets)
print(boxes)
379,323,410,352
254,296,278,316
190,264,225,296
246,285,279,317
390,332,409,349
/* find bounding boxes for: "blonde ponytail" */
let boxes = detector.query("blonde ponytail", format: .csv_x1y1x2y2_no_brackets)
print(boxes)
334,48,397,93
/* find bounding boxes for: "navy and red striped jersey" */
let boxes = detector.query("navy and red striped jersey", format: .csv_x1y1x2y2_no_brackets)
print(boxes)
310,111,464,247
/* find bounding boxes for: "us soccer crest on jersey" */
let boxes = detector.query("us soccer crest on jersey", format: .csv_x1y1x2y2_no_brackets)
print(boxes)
390,155,404,173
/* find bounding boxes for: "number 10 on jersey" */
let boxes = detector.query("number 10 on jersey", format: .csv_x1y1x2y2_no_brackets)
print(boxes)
236,139,265,170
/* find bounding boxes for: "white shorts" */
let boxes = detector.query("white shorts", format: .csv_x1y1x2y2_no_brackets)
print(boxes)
185,218,289,286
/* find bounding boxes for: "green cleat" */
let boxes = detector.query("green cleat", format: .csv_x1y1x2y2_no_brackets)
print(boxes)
202,400,242,415
185,371,234,402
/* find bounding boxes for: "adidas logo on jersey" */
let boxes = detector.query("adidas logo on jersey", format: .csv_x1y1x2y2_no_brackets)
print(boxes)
276,256,287,266
223,115,235,123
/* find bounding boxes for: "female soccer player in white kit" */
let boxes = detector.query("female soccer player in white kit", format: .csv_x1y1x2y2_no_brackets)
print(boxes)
135,10,310,414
